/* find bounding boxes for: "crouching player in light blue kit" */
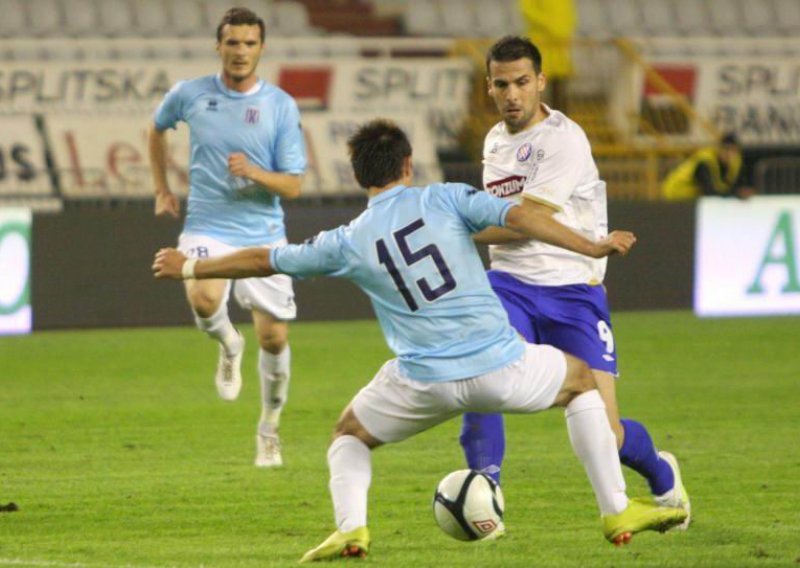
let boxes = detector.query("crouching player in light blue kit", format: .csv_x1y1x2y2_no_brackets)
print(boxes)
153,120,687,561
148,7,306,468
461,35,690,527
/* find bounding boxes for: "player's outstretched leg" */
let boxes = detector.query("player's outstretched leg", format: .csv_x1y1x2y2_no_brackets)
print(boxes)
255,345,290,468
193,299,245,401
558,356,687,544
460,413,505,484
300,435,372,562
618,418,690,527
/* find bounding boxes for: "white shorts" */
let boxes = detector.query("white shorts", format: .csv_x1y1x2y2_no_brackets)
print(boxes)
178,233,296,320
352,343,566,443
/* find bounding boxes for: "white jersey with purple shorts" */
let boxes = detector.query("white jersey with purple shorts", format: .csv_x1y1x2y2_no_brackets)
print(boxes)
482,105,617,373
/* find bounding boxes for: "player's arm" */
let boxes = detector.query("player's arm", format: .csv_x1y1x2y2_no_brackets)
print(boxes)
152,247,276,280
472,198,553,244
504,202,636,258
149,124,180,218
228,153,303,200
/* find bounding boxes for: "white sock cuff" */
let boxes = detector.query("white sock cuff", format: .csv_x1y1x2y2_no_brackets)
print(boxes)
565,390,606,418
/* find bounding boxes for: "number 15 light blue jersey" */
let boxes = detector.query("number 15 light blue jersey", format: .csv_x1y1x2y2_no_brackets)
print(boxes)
154,74,307,247
271,183,524,382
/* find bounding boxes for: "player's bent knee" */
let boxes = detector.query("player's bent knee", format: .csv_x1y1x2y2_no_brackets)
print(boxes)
332,406,382,449
553,354,597,407
256,331,288,354
188,289,223,318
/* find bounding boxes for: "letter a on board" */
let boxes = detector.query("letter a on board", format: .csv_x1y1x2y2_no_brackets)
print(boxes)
747,211,800,294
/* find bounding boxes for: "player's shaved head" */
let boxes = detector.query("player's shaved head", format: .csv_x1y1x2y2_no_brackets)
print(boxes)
486,36,542,75
348,119,412,190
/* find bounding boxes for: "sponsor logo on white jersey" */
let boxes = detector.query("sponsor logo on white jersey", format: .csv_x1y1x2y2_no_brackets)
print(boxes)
486,175,525,198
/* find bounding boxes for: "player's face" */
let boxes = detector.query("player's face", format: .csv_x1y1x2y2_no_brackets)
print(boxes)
217,24,263,84
487,58,546,133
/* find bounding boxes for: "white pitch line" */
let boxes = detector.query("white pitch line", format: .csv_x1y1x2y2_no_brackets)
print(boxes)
0,559,195,568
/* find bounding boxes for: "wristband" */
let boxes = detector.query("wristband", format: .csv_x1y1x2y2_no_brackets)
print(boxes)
182,258,199,279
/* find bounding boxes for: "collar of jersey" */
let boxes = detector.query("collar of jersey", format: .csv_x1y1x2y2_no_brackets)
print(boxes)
214,73,265,98
367,184,406,207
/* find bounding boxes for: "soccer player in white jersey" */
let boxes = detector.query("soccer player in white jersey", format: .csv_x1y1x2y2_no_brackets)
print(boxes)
459,36,690,526
153,119,687,561
148,7,306,468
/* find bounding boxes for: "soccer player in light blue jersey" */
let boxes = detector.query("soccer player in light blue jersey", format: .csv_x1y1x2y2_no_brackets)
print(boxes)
153,120,687,560
148,7,306,468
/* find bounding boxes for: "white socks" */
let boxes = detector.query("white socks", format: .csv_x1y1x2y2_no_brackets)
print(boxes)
328,435,372,532
194,302,242,356
258,345,291,433
565,390,629,515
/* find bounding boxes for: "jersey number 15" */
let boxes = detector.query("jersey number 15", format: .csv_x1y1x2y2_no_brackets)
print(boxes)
376,218,456,312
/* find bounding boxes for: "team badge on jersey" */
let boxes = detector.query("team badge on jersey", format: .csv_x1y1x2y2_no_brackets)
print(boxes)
206,99,218,111
245,107,260,124
516,143,533,162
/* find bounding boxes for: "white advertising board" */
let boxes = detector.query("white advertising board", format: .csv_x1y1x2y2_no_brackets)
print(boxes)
695,196,800,316
635,56,800,146
0,116,52,197
0,58,473,149
46,116,190,198
0,208,32,335
44,111,440,198
301,112,442,195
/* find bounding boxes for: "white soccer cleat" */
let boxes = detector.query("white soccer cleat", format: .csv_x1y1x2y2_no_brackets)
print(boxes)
255,432,283,468
215,333,244,401
655,451,691,530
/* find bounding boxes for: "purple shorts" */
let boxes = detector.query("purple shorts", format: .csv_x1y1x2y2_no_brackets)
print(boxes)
488,270,618,375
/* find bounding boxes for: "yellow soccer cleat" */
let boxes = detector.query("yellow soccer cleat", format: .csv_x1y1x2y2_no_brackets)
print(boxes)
299,527,370,563
602,498,688,546
655,451,691,530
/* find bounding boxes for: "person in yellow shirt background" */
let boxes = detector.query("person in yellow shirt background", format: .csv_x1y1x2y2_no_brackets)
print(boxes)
662,132,756,200
519,0,576,112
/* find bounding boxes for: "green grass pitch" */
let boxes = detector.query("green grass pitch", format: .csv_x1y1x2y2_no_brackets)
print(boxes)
1,312,799,567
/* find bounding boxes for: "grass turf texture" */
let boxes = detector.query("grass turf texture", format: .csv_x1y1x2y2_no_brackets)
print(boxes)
1,312,798,567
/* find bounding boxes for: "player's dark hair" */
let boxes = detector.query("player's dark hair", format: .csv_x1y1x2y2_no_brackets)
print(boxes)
216,7,266,43
486,35,542,75
348,119,412,190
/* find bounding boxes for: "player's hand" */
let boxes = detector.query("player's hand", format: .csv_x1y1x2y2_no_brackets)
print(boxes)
228,153,254,179
155,191,180,218
595,230,637,257
152,248,188,279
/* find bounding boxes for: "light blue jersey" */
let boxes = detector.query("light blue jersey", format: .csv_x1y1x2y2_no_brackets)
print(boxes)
154,74,307,246
271,183,524,382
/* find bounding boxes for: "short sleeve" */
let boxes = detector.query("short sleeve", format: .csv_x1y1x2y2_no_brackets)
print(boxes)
274,96,307,175
153,81,186,131
442,183,514,233
270,226,349,278
522,132,584,210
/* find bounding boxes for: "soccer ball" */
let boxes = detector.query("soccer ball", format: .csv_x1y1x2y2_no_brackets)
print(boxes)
432,469,505,541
